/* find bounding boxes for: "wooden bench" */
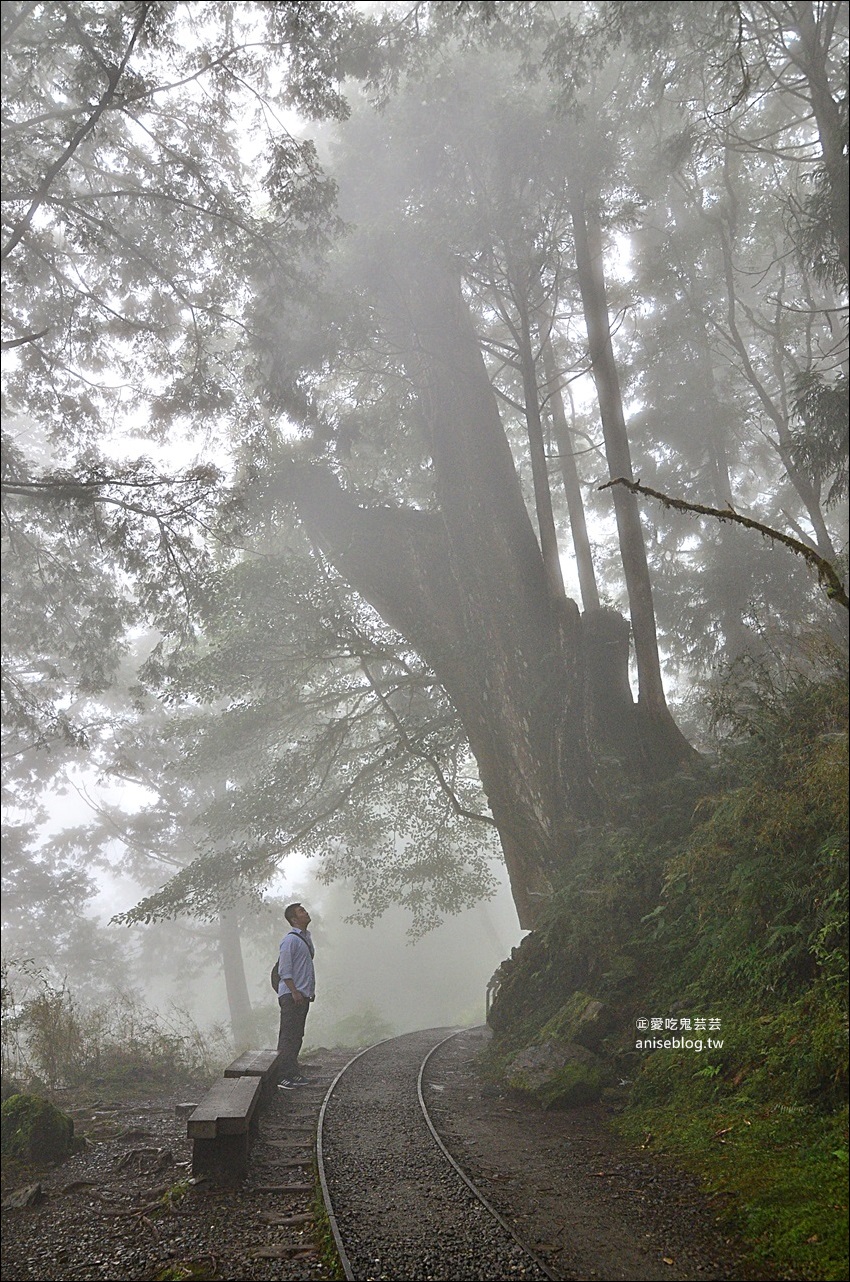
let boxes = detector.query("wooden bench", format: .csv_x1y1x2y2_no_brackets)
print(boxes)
224,1048,284,1101
188,1075,262,1183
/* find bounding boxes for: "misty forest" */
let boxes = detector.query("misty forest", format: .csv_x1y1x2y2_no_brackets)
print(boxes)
1,1,848,1278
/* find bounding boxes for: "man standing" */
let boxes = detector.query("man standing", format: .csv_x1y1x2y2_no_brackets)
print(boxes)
276,902,316,1089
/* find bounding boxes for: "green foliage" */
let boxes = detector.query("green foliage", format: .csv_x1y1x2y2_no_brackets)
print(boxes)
488,764,715,1049
1,1092,78,1162
109,543,499,932
667,661,848,1004
618,1094,849,1281
792,371,849,507
488,661,848,1277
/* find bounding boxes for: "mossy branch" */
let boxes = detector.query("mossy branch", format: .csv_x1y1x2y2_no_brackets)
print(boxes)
600,477,849,611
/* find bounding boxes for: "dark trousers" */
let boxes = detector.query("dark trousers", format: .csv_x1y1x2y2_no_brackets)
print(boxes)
277,995,310,1078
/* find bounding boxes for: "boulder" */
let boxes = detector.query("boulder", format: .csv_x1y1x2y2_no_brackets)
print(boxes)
505,1041,602,1108
572,998,617,1052
1,1094,79,1163
536,991,619,1052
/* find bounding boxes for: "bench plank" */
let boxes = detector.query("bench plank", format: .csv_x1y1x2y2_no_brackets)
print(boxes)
224,1049,281,1080
187,1076,261,1139
223,1051,261,1076
189,1076,263,1183
192,1132,251,1183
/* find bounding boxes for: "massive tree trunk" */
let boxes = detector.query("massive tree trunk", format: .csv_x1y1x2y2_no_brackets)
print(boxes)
289,244,687,926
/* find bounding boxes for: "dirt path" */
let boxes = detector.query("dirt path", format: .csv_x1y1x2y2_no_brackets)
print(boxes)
425,1027,785,1282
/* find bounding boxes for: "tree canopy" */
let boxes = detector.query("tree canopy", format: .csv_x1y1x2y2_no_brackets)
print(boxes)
2,1,847,964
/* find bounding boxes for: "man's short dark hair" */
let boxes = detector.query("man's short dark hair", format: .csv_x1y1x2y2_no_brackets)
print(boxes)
284,902,303,924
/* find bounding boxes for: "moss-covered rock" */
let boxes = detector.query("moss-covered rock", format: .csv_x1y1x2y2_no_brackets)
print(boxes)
536,991,619,1052
537,1060,604,1108
1,1093,79,1163
0,1074,24,1103
505,1040,604,1108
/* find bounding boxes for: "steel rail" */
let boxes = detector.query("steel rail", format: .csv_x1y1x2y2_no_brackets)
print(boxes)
315,1026,561,1281
417,1028,561,1282
316,1037,395,1281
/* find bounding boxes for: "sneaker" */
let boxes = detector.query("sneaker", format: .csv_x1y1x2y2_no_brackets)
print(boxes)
290,1074,310,1085
277,1079,297,1090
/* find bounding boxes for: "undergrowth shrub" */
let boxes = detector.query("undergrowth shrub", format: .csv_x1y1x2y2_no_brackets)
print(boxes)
487,765,716,1049
664,666,848,999
1,959,230,1094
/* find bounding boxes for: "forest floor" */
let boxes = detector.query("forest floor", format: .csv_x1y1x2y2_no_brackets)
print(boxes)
1,1027,789,1282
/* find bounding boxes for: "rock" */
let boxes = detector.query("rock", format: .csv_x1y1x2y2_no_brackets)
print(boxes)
535,990,620,1052
2,1181,45,1209
506,1041,596,1082
572,998,616,1052
1,1094,80,1163
505,1041,603,1108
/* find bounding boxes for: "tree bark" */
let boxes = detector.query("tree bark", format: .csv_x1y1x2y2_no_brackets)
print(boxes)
219,906,255,1050
788,0,850,282
515,296,568,605
568,180,694,768
541,333,602,613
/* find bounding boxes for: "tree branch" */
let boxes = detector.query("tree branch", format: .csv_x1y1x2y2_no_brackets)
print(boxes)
358,658,497,830
1,328,48,351
1,5,149,263
600,477,848,610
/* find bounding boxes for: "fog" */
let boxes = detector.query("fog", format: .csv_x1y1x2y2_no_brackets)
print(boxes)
3,1,846,1089
262,882,522,1049
124,863,523,1054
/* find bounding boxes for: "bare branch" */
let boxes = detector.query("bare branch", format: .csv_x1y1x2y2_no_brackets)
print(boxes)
359,657,498,830
1,328,48,350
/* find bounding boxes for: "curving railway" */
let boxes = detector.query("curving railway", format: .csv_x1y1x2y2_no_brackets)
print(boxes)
315,1027,558,1281
0,1025,771,1280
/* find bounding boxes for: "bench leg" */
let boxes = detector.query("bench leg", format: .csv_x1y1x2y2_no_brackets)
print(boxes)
192,1133,249,1183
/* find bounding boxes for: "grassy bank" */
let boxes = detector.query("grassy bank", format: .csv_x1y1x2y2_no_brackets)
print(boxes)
617,1089,847,1279
487,661,848,1280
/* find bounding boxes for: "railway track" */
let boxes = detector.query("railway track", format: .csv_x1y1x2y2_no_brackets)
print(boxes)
316,1026,559,1281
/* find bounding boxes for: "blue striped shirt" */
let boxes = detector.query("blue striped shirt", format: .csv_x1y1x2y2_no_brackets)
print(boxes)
278,928,315,1000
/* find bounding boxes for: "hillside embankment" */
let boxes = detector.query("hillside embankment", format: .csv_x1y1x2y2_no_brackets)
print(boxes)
485,666,849,1282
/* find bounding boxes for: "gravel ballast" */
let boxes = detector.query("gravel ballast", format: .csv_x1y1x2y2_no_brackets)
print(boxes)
320,1027,551,1280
